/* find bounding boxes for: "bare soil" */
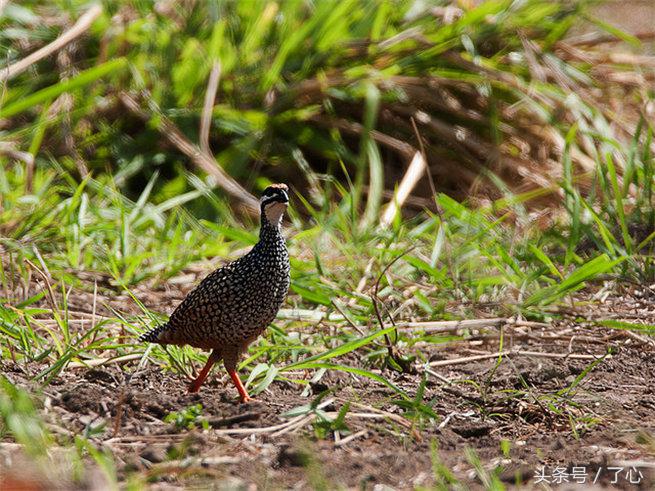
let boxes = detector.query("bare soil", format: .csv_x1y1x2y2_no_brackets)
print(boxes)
1,283,655,490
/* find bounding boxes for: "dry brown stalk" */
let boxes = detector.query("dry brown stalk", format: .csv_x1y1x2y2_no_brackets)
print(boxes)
0,4,103,83
200,60,222,154
147,456,241,473
119,91,259,214
309,115,414,157
334,429,368,446
370,246,416,372
397,318,507,332
381,151,427,227
566,31,655,46
23,259,57,316
347,400,412,428
212,398,335,436
0,143,35,192
67,353,143,369
428,350,608,368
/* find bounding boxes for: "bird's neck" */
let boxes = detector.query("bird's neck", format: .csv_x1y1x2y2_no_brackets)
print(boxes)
259,215,283,242
259,202,286,242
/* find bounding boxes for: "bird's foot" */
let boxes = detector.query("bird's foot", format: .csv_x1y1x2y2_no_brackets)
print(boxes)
239,394,252,403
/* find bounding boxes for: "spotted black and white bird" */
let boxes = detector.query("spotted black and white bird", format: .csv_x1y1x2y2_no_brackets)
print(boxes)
139,184,291,402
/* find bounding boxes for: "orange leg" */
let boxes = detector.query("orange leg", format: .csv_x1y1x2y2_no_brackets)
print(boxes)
188,350,221,393
228,369,251,403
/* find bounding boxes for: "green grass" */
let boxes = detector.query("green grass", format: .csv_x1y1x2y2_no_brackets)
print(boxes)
1,123,654,487
1,0,654,488
1,119,652,484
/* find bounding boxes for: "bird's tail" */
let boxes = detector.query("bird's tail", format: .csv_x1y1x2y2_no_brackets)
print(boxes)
138,322,169,343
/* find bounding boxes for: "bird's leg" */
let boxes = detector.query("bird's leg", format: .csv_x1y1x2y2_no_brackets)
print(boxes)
227,369,251,403
224,349,250,402
188,350,221,393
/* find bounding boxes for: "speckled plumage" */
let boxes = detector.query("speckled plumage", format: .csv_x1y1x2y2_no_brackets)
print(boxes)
139,184,290,401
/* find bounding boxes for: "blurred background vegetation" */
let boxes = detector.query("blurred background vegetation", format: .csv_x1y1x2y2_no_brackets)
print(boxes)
2,0,652,222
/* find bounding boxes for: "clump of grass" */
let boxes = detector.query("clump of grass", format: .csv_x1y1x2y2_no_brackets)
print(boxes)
164,404,209,431
1,0,650,220
0,375,51,457
0,376,118,488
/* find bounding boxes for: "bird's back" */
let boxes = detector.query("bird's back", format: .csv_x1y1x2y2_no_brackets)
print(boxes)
144,234,289,349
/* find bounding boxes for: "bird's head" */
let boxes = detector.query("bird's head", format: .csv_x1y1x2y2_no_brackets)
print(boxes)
260,183,289,226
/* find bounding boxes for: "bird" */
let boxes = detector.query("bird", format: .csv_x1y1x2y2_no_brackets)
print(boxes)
139,184,291,402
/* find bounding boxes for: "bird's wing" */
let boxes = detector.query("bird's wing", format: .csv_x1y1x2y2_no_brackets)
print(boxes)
166,264,234,330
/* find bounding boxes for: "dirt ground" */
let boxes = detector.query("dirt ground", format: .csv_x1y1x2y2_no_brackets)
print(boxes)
1,279,655,489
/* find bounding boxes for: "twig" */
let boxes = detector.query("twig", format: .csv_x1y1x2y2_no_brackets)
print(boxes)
89,280,99,344
45,422,75,437
346,402,413,428
353,257,375,299
271,414,315,437
23,258,57,315
67,353,143,368
56,50,90,178
618,329,655,347
611,460,655,469
394,318,549,333
212,421,292,436
428,350,608,368
371,246,417,372
397,318,507,333
330,299,366,336
519,32,547,82
334,429,368,447
410,116,437,200
503,354,550,417
378,27,426,50
30,309,113,322
104,434,188,444
607,52,655,68
424,367,452,385
212,398,335,436
0,4,103,83
565,31,655,46
381,152,427,227
441,386,486,405
119,91,259,214
0,143,34,164
200,60,221,154
276,308,344,323
410,114,461,288
436,412,456,430
0,143,35,192
148,456,241,473
511,350,608,360
310,115,414,158
31,244,51,279
299,410,417,429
